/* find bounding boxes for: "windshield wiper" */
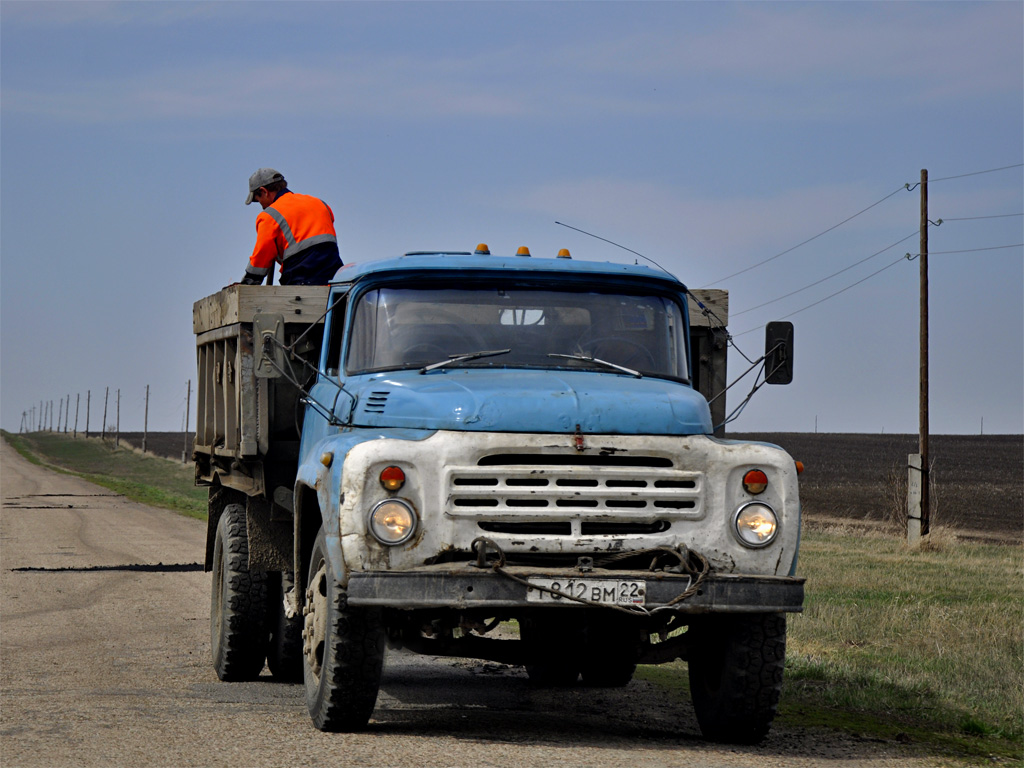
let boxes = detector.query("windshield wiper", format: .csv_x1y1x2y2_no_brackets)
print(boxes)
420,349,512,374
548,353,642,378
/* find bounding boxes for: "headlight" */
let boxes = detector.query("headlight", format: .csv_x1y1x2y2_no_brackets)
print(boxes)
368,499,418,545
733,502,779,547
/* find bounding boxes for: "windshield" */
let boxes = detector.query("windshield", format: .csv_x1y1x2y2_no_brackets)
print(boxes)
346,285,688,380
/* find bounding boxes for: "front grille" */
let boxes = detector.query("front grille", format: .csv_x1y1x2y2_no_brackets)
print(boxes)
445,454,703,532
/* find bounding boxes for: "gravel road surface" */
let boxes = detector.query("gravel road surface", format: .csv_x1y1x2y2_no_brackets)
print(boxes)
1,439,936,768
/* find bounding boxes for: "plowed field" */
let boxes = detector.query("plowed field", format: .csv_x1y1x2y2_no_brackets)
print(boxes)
120,431,1023,543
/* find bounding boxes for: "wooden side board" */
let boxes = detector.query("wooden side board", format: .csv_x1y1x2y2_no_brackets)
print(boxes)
687,289,728,328
193,285,330,334
194,285,725,333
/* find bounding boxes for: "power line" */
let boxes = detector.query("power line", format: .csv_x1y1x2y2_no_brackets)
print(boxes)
729,199,1021,321
701,186,906,287
928,163,1024,183
732,229,919,318
708,164,1022,288
907,243,1023,256
731,238,1019,336
732,254,909,338
941,213,1023,221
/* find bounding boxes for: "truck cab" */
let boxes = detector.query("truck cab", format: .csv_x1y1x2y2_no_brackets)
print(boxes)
196,247,802,744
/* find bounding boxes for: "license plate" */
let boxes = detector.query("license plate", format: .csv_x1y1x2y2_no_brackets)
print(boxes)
526,577,646,606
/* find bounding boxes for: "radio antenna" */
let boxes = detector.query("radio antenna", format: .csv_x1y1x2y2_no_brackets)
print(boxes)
555,222,734,336
555,221,674,277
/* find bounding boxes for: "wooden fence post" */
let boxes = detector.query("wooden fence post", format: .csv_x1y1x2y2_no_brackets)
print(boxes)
142,385,149,453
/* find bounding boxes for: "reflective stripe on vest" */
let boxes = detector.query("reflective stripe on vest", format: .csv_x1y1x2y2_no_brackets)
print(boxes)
263,205,338,260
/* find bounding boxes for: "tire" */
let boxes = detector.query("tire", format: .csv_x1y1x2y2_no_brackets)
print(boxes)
303,528,386,731
578,617,639,688
525,662,581,687
521,614,581,687
579,659,636,688
267,570,304,682
210,503,269,681
688,613,787,744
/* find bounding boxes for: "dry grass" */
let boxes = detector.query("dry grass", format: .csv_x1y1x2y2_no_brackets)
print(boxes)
787,528,1023,747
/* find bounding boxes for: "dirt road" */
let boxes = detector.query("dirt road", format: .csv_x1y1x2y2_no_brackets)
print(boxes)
1,440,934,768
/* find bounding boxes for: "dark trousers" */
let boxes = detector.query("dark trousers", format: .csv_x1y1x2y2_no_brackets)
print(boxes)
281,243,342,286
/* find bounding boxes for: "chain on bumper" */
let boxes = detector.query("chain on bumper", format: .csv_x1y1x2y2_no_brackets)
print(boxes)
469,536,710,616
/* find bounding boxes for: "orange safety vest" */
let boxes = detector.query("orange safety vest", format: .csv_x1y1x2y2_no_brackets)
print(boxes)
246,192,338,279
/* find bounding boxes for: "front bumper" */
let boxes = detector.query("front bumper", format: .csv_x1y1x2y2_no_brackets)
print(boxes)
346,564,804,614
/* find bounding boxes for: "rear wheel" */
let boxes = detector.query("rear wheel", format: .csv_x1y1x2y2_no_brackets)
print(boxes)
521,613,581,687
688,613,786,744
210,503,268,681
267,570,304,682
579,618,639,688
303,528,386,731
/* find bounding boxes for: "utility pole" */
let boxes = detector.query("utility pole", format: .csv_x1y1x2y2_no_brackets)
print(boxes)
86,390,91,438
65,393,70,432
919,169,930,537
909,169,931,544
115,389,121,449
74,394,80,438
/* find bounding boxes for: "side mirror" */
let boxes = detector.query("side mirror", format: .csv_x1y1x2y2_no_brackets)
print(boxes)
253,313,285,379
764,321,794,385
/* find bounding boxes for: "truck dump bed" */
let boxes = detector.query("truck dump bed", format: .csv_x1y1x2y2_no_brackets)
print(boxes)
192,285,328,493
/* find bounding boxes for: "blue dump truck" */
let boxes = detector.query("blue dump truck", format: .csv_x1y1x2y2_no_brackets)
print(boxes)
193,246,802,744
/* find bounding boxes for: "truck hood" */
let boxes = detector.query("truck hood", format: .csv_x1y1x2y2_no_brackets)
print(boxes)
346,370,712,435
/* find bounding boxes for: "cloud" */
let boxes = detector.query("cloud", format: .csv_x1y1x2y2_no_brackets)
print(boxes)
567,4,1022,94
0,1,229,27
4,3,1018,126
2,55,534,124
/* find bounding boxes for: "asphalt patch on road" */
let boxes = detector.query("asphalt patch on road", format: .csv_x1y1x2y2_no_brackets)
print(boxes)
10,562,205,573
4,492,123,510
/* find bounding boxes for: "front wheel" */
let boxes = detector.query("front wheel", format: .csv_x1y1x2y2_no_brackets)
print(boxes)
688,613,786,744
303,528,386,731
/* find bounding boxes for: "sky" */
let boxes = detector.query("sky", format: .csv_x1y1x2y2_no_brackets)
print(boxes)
1,1,1021,436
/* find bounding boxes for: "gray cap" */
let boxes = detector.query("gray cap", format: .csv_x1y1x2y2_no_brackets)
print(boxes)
245,167,285,205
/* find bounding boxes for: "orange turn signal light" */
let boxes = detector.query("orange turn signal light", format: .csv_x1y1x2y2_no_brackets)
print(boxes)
795,461,804,474
380,466,406,491
742,469,768,495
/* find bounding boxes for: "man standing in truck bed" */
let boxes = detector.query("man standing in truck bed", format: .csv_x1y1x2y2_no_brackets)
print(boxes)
239,168,342,286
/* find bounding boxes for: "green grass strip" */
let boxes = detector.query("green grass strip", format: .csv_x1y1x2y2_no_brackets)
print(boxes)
3,430,207,520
